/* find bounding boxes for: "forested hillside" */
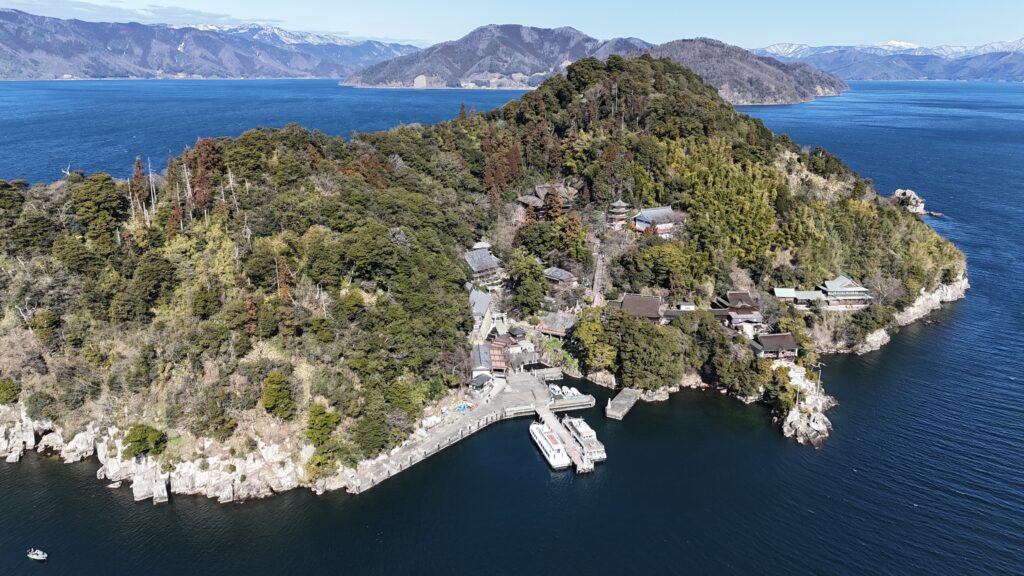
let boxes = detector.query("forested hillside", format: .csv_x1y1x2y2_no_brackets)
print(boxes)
0,56,963,475
650,38,848,104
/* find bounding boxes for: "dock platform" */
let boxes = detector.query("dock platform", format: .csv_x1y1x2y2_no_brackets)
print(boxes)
605,388,641,420
536,406,593,473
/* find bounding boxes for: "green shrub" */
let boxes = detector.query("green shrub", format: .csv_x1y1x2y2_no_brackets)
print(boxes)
192,286,221,319
305,403,341,447
123,424,168,459
261,370,295,420
28,309,61,348
0,378,20,404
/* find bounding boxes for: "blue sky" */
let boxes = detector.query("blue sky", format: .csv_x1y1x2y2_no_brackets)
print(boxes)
5,0,1021,47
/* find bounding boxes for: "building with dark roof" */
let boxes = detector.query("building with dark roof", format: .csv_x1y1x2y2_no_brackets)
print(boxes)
469,288,493,340
712,290,764,333
608,293,666,323
752,333,799,359
632,206,683,238
543,267,578,287
471,344,492,378
538,311,577,338
470,373,494,389
516,183,577,215
464,247,504,286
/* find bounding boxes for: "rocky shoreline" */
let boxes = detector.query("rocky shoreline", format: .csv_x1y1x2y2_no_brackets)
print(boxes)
0,277,970,503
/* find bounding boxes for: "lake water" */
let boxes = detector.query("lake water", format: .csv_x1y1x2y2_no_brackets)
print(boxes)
0,80,524,183
1,81,1022,575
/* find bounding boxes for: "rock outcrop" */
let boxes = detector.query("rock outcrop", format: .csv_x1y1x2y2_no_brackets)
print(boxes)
892,188,927,215
0,408,51,463
854,328,892,354
678,371,710,390
778,362,837,447
36,431,64,453
640,386,678,402
95,427,308,504
60,425,97,463
585,370,618,389
894,276,970,326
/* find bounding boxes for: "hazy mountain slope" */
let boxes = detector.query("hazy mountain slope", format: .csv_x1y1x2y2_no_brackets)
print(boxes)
344,24,652,88
0,9,417,79
649,38,848,104
755,39,1024,81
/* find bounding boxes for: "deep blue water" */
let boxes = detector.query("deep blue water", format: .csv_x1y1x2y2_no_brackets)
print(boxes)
0,80,524,183
1,81,1022,575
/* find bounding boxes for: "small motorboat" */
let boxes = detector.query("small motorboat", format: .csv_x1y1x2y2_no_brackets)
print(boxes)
106,481,122,489
27,548,48,561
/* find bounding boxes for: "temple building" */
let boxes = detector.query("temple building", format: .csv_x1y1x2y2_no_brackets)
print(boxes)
607,199,629,229
632,206,684,238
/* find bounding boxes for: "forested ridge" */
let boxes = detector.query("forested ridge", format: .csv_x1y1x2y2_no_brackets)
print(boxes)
0,55,963,472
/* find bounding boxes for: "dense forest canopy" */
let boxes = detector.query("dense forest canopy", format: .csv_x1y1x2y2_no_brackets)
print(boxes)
0,55,963,473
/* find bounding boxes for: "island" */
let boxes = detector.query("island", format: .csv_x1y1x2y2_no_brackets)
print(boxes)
0,55,966,503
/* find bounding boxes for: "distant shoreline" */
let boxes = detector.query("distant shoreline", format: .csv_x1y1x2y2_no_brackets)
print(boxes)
0,76,345,82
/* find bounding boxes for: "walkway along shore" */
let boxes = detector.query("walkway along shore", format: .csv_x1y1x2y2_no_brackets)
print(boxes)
332,370,595,494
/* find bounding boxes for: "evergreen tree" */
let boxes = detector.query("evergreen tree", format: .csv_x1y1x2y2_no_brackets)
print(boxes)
261,371,295,420
507,248,546,316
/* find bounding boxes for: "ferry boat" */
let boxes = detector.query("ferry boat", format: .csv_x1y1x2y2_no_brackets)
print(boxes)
563,416,607,462
529,422,571,470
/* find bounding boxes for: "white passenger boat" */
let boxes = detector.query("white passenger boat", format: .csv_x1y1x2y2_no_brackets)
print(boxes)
529,422,571,470
563,416,607,462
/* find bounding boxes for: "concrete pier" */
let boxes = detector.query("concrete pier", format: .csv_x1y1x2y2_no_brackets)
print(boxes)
532,367,564,381
346,370,596,494
606,388,641,420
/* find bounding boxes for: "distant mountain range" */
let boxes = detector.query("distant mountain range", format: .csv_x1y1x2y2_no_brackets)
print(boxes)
0,9,417,79
754,39,1024,81
0,9,849,105
345,24,653,89
345,26,847,104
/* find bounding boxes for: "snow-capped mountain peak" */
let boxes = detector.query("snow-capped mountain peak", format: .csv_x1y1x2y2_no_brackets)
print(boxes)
171,23,360,46
873,40,920,50
759,43,812,58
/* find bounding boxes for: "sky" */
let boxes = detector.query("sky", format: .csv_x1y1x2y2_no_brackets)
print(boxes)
4,0,1022,47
